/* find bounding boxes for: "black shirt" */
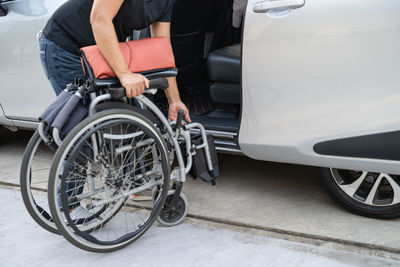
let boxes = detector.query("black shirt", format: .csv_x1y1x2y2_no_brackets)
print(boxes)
43,0,175,55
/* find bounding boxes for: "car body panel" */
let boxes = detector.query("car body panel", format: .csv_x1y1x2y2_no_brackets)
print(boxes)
2,0,400,175
240,0,400,174
0,0,65,121
0,102,14,127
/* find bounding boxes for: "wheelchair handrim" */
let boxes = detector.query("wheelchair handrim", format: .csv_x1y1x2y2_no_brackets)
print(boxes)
49,111,170,251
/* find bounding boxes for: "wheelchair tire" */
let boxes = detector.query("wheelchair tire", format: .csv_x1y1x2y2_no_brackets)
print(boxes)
19,102,143,235
155,190,188,227
20,130,59,234
48,108,170,252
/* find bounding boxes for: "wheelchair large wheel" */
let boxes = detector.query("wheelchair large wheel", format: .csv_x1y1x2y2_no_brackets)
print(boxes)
20,130,58,234
48,109,170,252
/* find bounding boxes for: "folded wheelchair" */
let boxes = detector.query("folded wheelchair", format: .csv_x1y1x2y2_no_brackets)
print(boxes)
20,37,219,252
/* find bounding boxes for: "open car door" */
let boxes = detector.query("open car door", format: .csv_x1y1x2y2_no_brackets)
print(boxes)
239,0,400,174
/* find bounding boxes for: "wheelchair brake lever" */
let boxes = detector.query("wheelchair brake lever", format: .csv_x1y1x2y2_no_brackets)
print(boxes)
174,110,184,133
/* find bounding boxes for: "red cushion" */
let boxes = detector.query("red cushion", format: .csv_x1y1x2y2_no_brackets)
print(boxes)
80,37,176,79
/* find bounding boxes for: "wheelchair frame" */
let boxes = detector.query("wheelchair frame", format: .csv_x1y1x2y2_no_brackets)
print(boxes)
42,84,214,183
37,72,216,226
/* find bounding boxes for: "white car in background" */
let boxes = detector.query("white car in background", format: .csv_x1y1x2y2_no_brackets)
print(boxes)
1,0,400,219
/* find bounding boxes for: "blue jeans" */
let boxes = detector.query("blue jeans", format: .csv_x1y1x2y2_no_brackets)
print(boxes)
39,36,84,96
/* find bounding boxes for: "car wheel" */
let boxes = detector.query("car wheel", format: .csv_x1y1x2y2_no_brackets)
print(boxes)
319,168,400,219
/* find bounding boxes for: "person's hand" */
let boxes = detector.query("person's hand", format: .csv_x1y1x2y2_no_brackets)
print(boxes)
168,101,191,123
119,72,150,98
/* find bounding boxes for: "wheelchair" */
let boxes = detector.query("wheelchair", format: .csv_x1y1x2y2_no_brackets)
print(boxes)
20,40,218,252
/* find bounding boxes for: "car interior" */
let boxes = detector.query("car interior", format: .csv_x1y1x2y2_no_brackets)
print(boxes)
155,0,243,153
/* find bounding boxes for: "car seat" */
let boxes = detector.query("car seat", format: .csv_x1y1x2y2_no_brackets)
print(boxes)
207,44,241,105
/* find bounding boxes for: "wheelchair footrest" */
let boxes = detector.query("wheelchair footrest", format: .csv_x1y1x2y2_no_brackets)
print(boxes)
190,134,219,185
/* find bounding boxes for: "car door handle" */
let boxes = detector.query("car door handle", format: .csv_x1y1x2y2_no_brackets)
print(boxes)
253,0,304,13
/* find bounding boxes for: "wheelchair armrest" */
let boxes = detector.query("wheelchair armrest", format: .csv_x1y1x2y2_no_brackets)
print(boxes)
94,78,120,88
108,78,169,99
143,68,178,80
94,68,177,89
149,78,169,90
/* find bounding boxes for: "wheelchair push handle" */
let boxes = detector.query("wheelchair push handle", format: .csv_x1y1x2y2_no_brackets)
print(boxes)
50,86,86,145
148,78,169,90
108,78,169,99
51,87,85,131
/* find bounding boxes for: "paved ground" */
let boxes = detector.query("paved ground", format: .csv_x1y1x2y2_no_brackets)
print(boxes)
1,129,400,265
0,187,398,267
182,161,400,253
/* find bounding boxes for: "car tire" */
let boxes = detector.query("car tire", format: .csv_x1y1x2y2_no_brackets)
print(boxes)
318,168,400,219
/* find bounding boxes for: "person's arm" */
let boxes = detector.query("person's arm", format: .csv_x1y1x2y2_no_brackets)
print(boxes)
90,0,149,98
233,0,246,28
150,22,191,122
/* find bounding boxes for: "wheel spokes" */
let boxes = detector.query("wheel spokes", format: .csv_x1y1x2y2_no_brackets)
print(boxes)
364,173,384,205
58,119,168,244
333,169,400,206
338,171,367,197
384,174,400,204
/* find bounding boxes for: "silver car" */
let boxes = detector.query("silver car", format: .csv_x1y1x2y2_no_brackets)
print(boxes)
1,0,400,218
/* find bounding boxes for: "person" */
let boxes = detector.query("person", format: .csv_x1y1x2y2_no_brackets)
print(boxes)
39,0,191,122
39,0,191,218
232,0,246,29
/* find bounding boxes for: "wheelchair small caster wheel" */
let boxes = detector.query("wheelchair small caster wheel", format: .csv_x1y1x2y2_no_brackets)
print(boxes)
155,190,188,227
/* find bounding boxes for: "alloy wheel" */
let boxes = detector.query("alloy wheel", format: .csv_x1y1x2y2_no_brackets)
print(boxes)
330,169,400,206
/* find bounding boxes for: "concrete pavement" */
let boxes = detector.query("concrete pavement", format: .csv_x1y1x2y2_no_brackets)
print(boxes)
1,187,398,267
1,129,400,264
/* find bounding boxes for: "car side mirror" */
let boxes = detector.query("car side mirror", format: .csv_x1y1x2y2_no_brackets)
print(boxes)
0,3,8,17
